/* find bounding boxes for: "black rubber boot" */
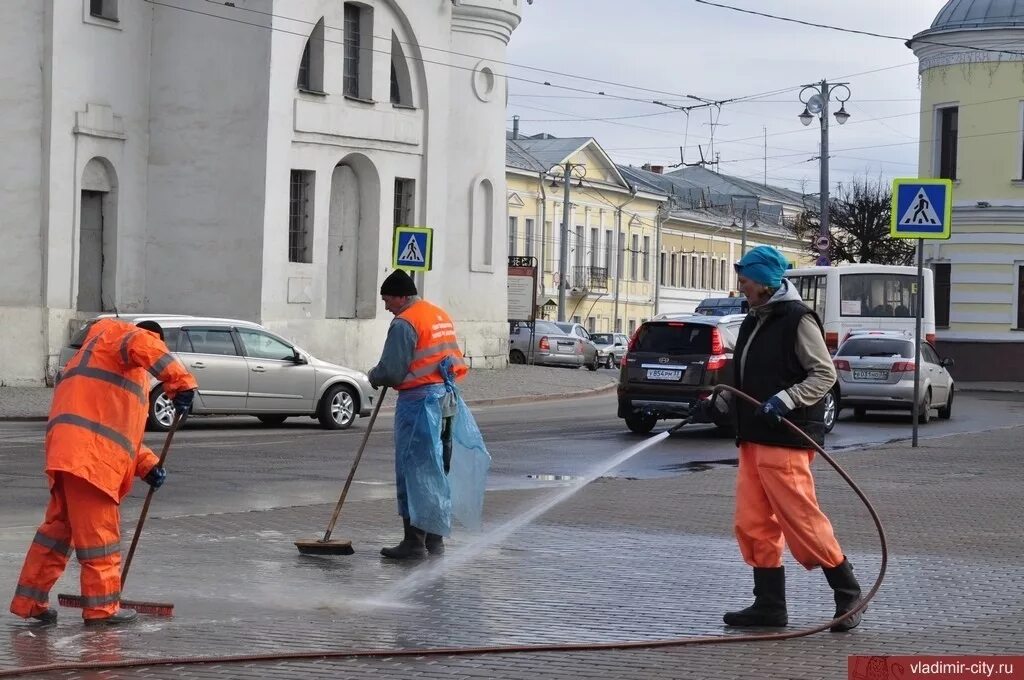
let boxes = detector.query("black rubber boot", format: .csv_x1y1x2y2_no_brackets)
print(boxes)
380,517,427,560
723,567,789,627
84,608,138,626
30,608,57,625
425,533,445,556
823,557,864,632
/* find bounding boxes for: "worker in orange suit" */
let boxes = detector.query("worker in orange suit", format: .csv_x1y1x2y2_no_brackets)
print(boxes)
693,246,864,632
10,318,197,626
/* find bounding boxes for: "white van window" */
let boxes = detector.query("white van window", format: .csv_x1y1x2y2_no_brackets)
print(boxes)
840,274,918,318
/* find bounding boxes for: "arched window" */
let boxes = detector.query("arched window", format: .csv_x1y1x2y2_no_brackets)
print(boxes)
78,158,118,312
297,18,325,92
390,32,413,107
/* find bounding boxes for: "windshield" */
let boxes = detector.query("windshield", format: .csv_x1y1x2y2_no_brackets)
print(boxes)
633,323,712,354
838,338,914,358
840,274,918,318
591,333,613,344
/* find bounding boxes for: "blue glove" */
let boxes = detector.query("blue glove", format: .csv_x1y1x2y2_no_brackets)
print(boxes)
756,396,791,428
144,466,166,490
172,389,195,417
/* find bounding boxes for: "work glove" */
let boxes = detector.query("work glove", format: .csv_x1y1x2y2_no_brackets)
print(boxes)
690,398,716,424
755,395,791,428
144,466,167,490
172,389,195,417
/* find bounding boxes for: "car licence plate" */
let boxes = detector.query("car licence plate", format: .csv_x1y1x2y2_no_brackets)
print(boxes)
646,369,682,381
853,368,889,381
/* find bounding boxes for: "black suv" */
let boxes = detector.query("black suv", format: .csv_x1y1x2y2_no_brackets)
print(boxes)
694,296,748,316
617,315,746,433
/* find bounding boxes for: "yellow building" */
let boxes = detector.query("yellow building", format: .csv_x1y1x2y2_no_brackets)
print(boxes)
909,0,1024,380
505,134,667,334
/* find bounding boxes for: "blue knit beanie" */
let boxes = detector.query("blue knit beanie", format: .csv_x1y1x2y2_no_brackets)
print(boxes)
734,246,789,289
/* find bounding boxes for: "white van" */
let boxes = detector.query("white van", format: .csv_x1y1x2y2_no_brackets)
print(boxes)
785,264,936,353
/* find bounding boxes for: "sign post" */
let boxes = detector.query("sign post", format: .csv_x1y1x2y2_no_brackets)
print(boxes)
508,256,539,363
890,178,952,447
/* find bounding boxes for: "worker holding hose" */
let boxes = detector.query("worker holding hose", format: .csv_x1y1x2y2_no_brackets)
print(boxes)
693,246,864,632
369,270,469,560
10,319,197,626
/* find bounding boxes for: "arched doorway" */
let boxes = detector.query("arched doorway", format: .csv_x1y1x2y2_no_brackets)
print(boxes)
78,158,118,312
327,154,380,319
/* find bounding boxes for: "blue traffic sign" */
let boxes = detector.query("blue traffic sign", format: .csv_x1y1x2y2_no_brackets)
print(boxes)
392,226,433,272
890,178,952,240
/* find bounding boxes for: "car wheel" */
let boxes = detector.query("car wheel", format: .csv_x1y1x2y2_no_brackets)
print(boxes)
257,415,288,426
509,350,526,365
624,412,657,434
146,389,176,432
605,355,614,369
318,384,357,430
587,356,599,372
853,407,867,421
822,389,839,434
918,390,932,424
938,386,954,420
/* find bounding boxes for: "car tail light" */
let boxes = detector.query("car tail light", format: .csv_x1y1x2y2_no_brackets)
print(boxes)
539,336,549,351
707,355,728,370
833,359,851,371
825,332,839,353
892,361,915,373
711,328,724,355
576,340,583,354
926,333,936,345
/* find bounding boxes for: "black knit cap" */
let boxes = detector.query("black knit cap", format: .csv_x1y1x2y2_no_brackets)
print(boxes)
380,269,418,297
136,320,164,341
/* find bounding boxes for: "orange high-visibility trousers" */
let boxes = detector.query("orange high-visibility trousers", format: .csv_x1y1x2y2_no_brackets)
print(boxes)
10,472,122,620
734,441,845,570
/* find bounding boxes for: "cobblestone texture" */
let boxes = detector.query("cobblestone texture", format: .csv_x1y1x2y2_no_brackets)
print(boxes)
1,426,1022,679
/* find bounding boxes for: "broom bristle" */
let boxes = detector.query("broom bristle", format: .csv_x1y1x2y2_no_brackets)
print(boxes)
295,539,355,555
56,593,173,616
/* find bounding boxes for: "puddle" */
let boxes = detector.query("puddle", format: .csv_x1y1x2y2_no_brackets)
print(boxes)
658,459,738,474
525,474,580,482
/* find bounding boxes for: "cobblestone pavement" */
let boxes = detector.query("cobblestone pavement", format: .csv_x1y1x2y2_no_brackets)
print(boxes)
0,365,616,421
1,423,1022,679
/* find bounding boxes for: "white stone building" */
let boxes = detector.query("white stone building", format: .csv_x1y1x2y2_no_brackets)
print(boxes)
0,0,520,386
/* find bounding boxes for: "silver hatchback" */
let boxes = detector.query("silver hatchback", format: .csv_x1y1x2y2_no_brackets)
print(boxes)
58,314,374,431
833,331,955,423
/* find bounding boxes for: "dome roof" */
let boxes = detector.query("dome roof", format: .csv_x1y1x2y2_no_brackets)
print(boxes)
929,0,1024,31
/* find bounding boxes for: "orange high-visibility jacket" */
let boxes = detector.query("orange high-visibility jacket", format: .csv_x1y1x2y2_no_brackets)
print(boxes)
46,318,198,501
396,300,468,390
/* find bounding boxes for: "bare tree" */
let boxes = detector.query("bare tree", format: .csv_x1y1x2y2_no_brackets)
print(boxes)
804,175,916,265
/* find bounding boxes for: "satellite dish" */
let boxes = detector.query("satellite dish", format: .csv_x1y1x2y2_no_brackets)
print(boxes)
806,94,825,115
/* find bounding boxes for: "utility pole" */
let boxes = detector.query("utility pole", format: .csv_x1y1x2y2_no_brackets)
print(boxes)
654,204,665,316
538,172,547,319
612,187,637,333
799,80,851,266
556,162,586,322
763,126,768,187
741,207,748,259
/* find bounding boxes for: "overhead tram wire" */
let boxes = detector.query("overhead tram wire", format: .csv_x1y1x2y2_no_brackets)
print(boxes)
143,0,722,114
693,0,1024,59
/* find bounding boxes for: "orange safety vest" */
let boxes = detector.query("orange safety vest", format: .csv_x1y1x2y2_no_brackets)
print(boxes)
46,318,198,501
396,300,469,391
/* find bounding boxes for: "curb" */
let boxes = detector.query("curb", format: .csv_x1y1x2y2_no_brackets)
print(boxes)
0,383,620,423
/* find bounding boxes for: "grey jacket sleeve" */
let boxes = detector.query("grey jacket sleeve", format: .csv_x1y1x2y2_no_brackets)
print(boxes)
775,315,838,410
367,319,418,388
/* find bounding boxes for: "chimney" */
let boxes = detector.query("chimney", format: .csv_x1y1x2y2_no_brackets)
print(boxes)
512,115,520,140
649,165,664,174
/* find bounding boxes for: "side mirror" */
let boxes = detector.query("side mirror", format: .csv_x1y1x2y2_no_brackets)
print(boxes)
614,342,623,347
940,357,954,368
293,350,308,365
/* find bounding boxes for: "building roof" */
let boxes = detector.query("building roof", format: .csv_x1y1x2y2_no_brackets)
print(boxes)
926,0,1024,32
617,164,807,211
505,136,591,173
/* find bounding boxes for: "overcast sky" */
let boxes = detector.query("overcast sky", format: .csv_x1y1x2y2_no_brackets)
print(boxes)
505,0,949,194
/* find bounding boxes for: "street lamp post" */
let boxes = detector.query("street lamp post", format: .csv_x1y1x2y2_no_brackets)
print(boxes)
798,80,851,266
552,162,587,322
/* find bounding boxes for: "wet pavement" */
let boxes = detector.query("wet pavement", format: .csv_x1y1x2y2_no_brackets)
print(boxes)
1,396,1023,678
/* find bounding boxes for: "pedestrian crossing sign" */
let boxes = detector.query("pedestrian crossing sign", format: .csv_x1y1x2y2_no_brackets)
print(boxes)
890,178,953,240
392,226,433,272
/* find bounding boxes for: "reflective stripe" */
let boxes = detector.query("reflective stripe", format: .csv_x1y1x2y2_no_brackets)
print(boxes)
403,354,467,382
15,584,49,603
148,352,175,379
120,331,140,366
81,591,120,607
78,337,101,370
76,542,120,561
412,341,462,362
47,414,135,459
59,366,146,404
32,531,72,557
